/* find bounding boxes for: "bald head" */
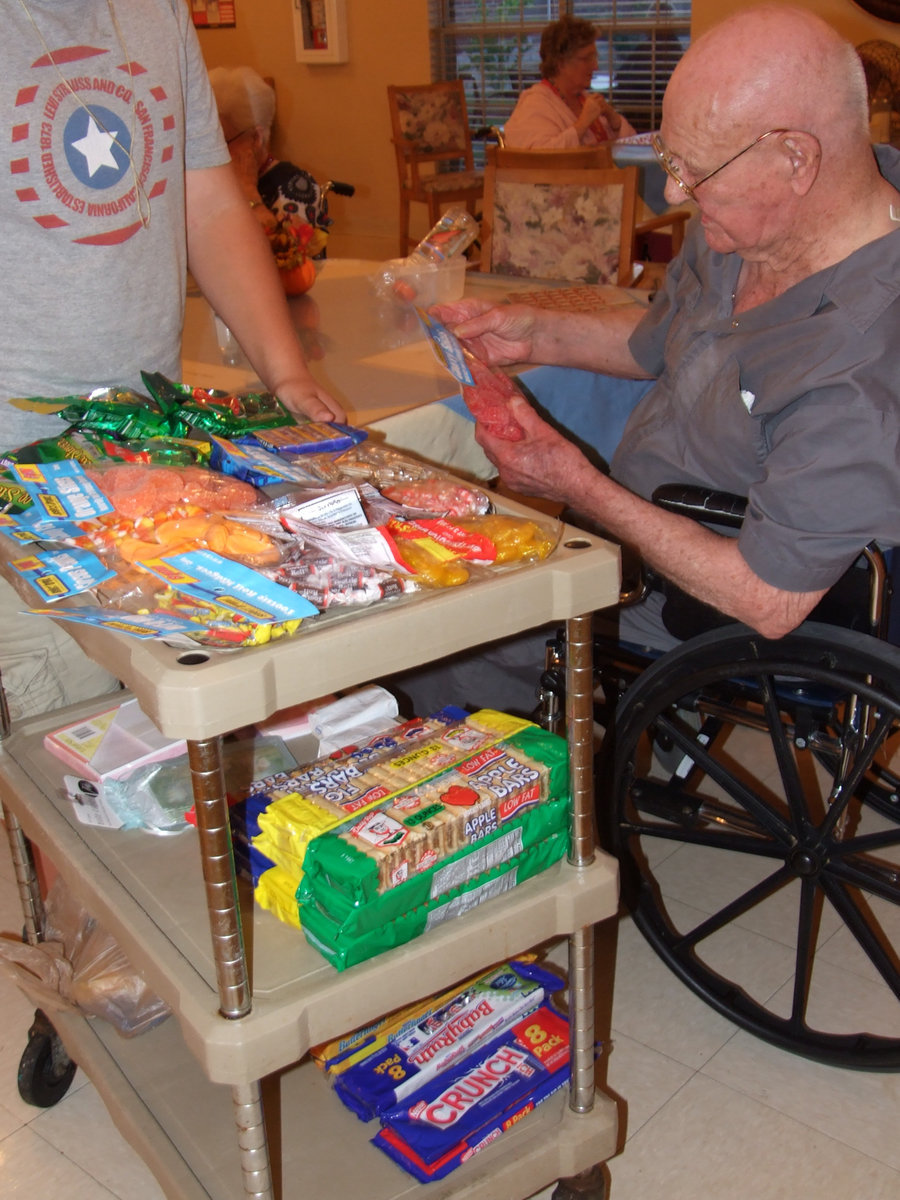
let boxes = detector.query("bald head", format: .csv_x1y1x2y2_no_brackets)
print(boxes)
665,6,869,156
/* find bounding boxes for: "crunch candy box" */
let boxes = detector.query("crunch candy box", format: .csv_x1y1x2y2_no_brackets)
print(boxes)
372,1004,571,1181
331,958,562,1120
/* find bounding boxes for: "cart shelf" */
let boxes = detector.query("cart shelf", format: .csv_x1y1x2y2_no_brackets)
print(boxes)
0,505,622,1200
48,1007,618,1200
0,709,619,1083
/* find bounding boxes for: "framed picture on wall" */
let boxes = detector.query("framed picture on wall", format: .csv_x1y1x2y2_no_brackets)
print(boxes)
191,0,236,28
293,0,349,63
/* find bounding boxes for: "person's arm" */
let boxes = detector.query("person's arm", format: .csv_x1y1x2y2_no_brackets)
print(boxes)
185,163,345,422
476,395,827,638
428,298,651,379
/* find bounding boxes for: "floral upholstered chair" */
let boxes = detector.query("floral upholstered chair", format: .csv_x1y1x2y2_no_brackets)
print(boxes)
482,161,639,287
387,81,484,256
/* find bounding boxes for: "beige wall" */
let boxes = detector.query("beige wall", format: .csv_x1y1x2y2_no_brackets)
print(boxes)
196,0,432,261
198,1,900,262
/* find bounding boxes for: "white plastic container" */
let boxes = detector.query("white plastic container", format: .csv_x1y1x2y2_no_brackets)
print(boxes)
372,255,467,307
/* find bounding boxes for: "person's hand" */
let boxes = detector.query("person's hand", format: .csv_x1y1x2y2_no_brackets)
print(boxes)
275,375,346,423
428,300,539,367
577,93,622,137
474,393,590,508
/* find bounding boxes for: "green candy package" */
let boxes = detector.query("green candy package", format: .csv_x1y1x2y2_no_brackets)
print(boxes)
298,830,569,972
141,371,292,436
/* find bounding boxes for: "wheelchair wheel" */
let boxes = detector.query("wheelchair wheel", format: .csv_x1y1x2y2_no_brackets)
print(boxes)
604,621,900,1069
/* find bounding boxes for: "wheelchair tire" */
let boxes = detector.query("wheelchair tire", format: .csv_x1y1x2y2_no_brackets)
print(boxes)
604,621,900,1069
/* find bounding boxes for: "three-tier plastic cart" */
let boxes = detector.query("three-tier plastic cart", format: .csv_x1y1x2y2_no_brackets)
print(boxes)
0,498,622,1200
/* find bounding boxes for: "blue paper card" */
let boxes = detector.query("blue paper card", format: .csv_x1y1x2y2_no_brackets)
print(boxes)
10,546,116,600
11,460,113,522
416,308,474,387
137,549,318,621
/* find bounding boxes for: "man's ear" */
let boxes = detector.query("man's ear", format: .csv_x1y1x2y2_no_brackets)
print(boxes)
782,131,821,195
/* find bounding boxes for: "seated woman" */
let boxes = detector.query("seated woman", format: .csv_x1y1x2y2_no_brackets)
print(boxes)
208,65,330,255
504,16,635,150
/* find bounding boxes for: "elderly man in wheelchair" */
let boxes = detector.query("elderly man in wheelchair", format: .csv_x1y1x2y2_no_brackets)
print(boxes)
424,7,900,1072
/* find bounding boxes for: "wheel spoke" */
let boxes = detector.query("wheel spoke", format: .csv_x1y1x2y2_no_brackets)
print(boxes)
833,827,900,856
827,854,900,906
757,670,808,829
789,877,819,1031
620,813,782,858
667,864,795,950
651,710,793,844
819,874,900,1001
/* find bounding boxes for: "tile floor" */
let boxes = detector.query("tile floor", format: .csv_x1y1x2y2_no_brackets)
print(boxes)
1,784,899,1198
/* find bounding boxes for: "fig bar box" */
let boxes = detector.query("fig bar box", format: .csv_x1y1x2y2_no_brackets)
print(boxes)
44,698,186,823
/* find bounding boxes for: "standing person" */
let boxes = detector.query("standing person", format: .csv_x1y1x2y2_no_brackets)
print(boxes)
504,15,636,150
395,5,900,716
0,0,345,721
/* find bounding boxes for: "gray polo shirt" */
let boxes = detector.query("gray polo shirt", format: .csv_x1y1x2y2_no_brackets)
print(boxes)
617,145,900,592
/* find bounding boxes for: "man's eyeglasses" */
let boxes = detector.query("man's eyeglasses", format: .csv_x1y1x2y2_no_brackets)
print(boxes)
651,128,789,200
226,128,253,145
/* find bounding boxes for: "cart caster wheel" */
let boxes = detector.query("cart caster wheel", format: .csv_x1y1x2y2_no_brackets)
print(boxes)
551,1162,607,1200
17,1010,77,1108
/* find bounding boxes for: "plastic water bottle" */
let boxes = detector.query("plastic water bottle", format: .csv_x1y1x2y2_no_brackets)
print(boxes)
372,207,478,307
409,207,479,265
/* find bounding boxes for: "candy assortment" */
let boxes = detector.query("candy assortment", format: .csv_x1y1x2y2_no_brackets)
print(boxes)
0,374,561,649
311,957,575,1182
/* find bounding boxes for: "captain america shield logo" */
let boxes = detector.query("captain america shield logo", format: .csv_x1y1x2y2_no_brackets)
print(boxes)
11,44,174,243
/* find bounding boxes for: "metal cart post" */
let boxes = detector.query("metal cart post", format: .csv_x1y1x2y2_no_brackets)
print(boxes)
0,504,622,1200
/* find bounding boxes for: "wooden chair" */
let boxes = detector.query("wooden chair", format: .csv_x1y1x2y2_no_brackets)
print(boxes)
387,81,484,256
487,144,690,271
480,152,639,287
489,143,614,170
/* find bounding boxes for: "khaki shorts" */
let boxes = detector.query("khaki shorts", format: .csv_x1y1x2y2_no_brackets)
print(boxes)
0,575,120,722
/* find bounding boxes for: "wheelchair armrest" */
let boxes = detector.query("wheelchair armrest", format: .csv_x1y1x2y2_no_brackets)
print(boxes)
652,484,747,530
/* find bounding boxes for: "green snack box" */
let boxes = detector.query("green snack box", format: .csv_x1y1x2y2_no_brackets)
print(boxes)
300,791,569,933
298,726,569,908
299,830,569,971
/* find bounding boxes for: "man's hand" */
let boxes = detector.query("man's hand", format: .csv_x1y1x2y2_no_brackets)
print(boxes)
275,375,346,423
429,300,539,366
474,393,589,506
474,392,828,641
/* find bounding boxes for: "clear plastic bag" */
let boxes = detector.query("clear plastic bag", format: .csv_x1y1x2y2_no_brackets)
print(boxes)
0,877,171,1037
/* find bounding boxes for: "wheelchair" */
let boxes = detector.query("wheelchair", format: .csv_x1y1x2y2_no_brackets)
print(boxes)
543,486,900,1071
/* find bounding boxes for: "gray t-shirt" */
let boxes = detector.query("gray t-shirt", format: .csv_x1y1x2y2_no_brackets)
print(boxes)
0,0,228,454
618,144,900,593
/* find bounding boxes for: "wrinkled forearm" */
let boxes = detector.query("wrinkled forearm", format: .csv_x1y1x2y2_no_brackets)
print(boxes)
567,463,826,637
530,306,651,378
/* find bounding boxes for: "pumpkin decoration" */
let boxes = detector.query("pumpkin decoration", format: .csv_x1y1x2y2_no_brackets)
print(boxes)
267,219,324,296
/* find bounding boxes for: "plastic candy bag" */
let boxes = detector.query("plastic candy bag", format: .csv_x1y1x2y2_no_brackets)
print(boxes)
0,877,170,1037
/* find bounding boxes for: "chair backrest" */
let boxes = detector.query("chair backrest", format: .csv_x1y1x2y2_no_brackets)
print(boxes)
387,81,475,187
481,160,639,287
487,143,614,171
